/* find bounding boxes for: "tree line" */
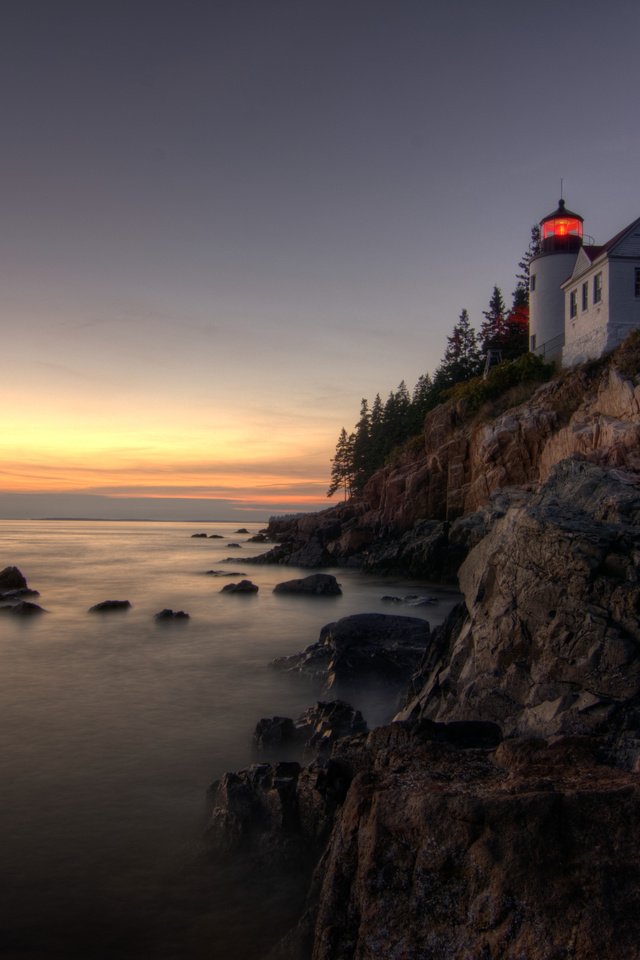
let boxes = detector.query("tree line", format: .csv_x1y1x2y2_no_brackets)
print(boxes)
328,226,541,499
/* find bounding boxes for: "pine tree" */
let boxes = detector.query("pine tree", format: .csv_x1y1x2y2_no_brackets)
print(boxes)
479,286,508,355
351,398,371,494
438,309,482,386
513,224,541,307
327,428,354,500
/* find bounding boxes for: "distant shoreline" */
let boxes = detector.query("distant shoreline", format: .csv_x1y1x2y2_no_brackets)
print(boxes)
19,517,269,524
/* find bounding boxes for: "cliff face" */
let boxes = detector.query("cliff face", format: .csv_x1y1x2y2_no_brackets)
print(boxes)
208,339,640,960
258,335,640,577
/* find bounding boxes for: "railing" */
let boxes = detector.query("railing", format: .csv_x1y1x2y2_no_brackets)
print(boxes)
532,333,564,359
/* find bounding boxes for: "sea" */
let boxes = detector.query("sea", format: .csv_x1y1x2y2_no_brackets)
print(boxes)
0,519,460,959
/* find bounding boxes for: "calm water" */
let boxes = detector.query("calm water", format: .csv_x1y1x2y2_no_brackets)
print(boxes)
0,520,459,959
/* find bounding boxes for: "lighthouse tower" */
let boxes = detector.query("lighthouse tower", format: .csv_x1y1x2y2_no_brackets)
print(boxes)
529,199,583,360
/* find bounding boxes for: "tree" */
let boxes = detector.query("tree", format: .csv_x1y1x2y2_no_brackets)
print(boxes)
327,427,355,500
351,398,371,494
513,224,541,308
437,309,482,387
479,286,508,355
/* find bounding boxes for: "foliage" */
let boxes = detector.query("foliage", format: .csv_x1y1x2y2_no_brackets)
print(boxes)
326,222,543,499
444,352,554,413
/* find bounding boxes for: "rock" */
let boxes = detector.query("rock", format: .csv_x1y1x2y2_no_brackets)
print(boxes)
235,528,250,534
88,600,132,613
0,600,46,615
226,542,242,548
273,574,342,596
205,570,246,577
399,460,640,751
272,613,429,698
254,701,368,759
381,594,437,605
220,580,259,594
208,534,224,538
0,587,40,600
191,533,208,538
154,608,190,621
306,732,640,960
248,532,268,543
0,566,28,591
254,716,298,752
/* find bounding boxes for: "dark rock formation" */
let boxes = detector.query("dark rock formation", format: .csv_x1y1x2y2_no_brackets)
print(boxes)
399,460,640,762
154,608,190,621
220,579,259,594
248,532,269,543
191,533,208,538
205,569,246,577
255,701,368,759
235,528,250,534
273,574,342,597
88,599,132,613
227,542,242,548
272,613,429,701
208,534,224,538
0,566,28,592
0,600,46,615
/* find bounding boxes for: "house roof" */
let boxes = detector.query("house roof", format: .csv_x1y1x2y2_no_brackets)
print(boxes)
562,215,640,286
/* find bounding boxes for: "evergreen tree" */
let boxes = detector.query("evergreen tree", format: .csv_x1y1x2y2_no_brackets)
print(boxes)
437,309,482,386
409,372,435,432
479,286,508,355
351,398,371,494
513,224,541,307
368,393,385,473
327,428,354,500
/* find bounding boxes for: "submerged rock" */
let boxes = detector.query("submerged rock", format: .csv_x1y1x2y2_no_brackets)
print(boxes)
0,600,46,616
154,608,190,621
220,579,259,594
88,599,132,613
191,533,208,538
273,574,342,596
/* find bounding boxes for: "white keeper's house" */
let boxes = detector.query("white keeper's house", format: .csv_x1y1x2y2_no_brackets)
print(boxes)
528,199,640,366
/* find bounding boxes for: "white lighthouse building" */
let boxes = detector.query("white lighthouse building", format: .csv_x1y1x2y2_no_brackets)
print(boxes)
528,199,584,362
528,199,640,366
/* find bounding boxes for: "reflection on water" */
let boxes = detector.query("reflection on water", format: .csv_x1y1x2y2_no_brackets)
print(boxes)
0,520,459,958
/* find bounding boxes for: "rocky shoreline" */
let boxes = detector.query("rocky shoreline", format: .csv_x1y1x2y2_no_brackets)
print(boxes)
206,340,640,960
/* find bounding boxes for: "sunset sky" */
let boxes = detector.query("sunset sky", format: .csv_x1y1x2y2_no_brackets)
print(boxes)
1,0,639,520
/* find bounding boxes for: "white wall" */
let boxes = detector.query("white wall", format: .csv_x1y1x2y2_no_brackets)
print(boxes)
529,251,577,357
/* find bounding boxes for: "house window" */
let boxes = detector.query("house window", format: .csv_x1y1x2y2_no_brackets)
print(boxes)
582,282,588,311
635,267,640,298
530,274,536,292
593,272,602,304
570,290,578,319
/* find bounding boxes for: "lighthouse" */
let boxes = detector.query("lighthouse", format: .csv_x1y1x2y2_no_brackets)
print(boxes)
529,198,583,360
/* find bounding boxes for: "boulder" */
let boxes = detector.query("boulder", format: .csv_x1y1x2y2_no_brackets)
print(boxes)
191,533,208,538
88,599,132,613
220,580,259,594
272,613,430,696
154,608,190,621
273,574,342,596
0,566,28,592
235,528,250,534
208,534,224,538
0,600,46,615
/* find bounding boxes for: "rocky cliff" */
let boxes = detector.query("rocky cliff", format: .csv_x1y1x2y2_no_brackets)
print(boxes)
254,334,640,580
207,338,640,960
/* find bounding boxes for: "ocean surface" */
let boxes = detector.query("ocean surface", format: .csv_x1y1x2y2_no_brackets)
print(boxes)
0,520,460,959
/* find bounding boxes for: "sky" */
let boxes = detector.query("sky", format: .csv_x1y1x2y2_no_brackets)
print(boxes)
1,0,639,521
